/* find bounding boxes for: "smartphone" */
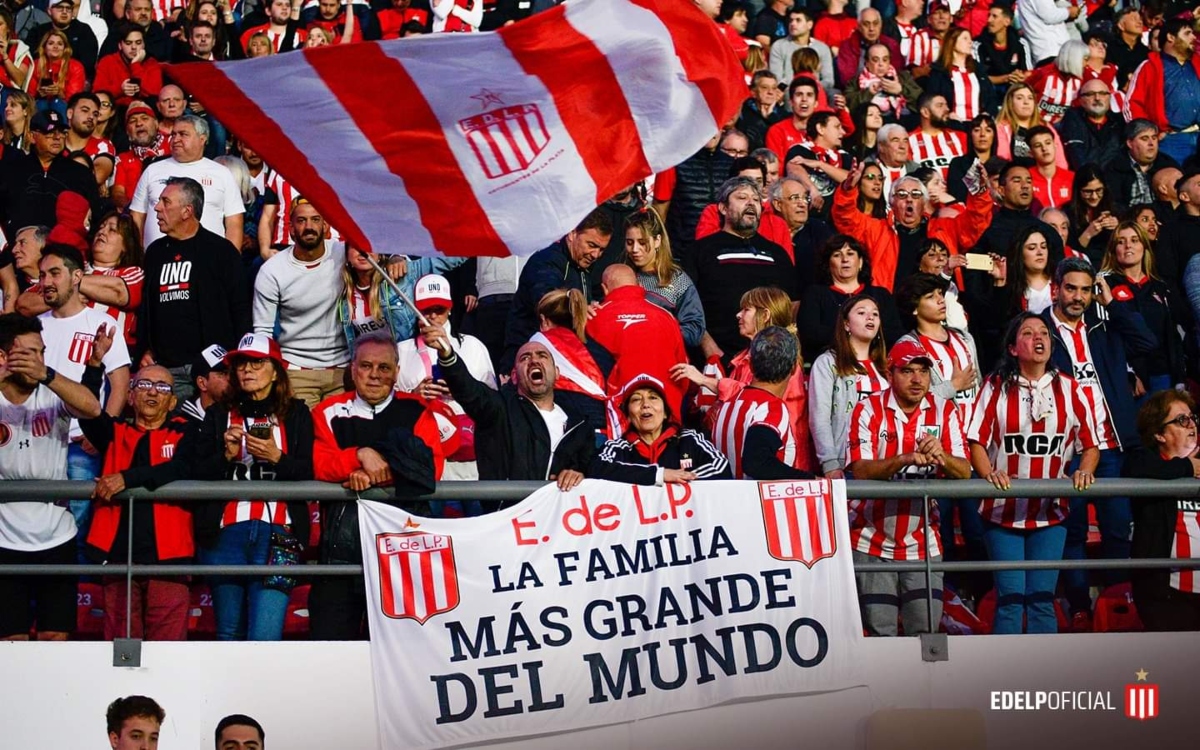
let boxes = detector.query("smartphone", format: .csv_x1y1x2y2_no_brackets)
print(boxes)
246,418,273,440
964,253,995,272
39,76,52,86
128,77,140,86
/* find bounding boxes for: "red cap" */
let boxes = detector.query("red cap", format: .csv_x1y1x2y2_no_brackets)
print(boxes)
888,340,934,369
223,332,284,367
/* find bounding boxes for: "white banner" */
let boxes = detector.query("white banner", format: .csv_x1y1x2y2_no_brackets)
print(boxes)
359,479,864,749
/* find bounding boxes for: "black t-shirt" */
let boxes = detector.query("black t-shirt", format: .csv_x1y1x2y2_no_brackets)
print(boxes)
752,8,789,42
139,227,250,367
684,231,797,360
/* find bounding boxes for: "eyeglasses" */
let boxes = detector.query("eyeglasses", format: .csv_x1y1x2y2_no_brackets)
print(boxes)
782,194,812,204
1079,91,1110,98
1162,413,1198,429
98,101,114,109
234,358,270,371
1081,187,1105,197
861,173,884,181
133,380,172,394
721,147,749,157
892,190,922,200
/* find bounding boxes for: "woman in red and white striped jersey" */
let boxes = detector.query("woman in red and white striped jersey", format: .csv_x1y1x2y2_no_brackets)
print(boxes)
1123,390,1200,630
189,333,313,641
968,312,1099,634
87,212,145,351
924,27,996,124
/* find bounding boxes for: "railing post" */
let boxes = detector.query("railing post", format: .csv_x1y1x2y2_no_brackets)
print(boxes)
920,491,948,662
113,494,141,667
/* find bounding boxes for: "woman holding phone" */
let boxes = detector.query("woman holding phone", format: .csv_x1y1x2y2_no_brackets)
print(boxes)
188,333,312,641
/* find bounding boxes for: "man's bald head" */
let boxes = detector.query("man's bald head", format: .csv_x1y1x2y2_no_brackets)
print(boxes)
135,364,174,385
602,264,637,293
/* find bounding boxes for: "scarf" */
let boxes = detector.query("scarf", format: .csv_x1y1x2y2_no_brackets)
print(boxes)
857,65,905,115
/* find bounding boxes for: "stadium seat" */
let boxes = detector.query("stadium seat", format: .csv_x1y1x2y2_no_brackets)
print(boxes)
75,582,105,640
283,584,311,639
1092,583,1143,633
976,589,1069,632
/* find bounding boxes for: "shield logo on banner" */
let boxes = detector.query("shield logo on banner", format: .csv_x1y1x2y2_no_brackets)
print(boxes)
459,104,550,180
1125,681,1159,720
758,480,836,568
375,532,460,624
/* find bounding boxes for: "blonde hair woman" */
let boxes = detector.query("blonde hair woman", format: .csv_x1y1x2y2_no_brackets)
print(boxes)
622,210,705,347
672,286,815,473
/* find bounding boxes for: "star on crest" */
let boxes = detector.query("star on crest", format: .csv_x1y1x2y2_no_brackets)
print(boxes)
1135,669,1149,682
471,88,505,109
404,517,421,530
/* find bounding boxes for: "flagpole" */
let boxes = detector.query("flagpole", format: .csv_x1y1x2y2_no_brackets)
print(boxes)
362,252,452,356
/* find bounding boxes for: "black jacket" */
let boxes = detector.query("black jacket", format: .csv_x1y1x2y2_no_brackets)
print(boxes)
98,19,172,62
502,240,591,372
1122,447,1193,606
440,349,594,494
0,152,98,235
736,97,787,151
1056,108,1124,172
1103,152,1179,212
923,63,998,120
1104,273,1187,385
664,146,735,262
1040,302,1155,451
973,28,1031,83
590,426,730,485
798,283,903,360
185,397,313,548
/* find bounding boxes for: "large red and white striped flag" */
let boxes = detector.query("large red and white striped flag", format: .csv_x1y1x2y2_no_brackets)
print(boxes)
168,0,745,258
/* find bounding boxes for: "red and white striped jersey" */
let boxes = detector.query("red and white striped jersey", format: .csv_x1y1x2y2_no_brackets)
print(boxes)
240,23,308,54
946,66,981,121
253,167,301,246
1050,315,1120,451
1026,66,1080,127
913,330,978,423
907,127,966,180
967,372,1098,528
907,29,940,69
1171,500,1200,593
845,390,968,560
881,163,907,198
150,0,187,22
87,265,144,349
221,411,293,528
855,359,889,399
895,20,919,64
711,386,797,480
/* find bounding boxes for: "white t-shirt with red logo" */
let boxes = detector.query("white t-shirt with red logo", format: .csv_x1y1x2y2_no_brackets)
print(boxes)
39,307,131,440
0,385,75,551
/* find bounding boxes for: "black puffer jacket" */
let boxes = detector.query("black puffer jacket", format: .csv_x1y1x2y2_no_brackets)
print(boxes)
665,146,735,263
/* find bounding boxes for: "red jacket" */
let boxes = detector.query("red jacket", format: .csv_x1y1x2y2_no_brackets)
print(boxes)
585,285,689,419
83,415,193,563
1031,166,1075,211
1125,51,1200,132
831,182,993,291
92,53,163,106
313,390,445,483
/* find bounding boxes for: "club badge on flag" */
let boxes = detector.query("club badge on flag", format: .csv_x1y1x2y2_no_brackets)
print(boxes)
376,531,460,624
167,0,745,259
758,479,837,568
1125,671,1159,721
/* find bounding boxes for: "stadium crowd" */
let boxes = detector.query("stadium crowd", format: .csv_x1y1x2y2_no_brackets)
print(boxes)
0,0,1199,643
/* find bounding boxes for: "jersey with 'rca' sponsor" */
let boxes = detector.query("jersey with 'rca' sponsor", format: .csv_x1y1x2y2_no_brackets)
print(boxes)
967,372,1098,528
907,127,966,180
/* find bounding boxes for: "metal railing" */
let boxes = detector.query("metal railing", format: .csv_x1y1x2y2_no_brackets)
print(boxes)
1,479,1197,656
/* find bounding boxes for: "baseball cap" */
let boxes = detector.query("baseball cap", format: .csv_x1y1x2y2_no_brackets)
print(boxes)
192,344,228,379
929,0,951,11
414,274,452,312
30,110,67,134
888,340,934,370
124,100,156,123
50,0,73,7
223,333,284,366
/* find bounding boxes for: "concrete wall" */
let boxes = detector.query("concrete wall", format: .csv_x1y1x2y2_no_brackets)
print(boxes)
1,634,1195,749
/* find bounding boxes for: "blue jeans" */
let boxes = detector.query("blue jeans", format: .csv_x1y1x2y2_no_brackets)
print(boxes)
1064,449,1131,612
936,497,986,561
67,440,102,554
1159,131,1198,166
199,521,290,641
984,522,1068,634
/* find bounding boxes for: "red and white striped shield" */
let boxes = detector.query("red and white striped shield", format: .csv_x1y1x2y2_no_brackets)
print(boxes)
1125,682,1159,721
758,480,836,568
31,412,52,438
376,532,460,624
68,332,94,365
460,103,550,179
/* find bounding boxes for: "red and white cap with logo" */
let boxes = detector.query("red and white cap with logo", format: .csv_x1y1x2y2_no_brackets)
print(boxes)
414,274,452,312
888,340,934,370
223,332,284,366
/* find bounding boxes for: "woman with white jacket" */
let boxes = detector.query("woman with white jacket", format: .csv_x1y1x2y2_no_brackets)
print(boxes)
808,295,890,478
